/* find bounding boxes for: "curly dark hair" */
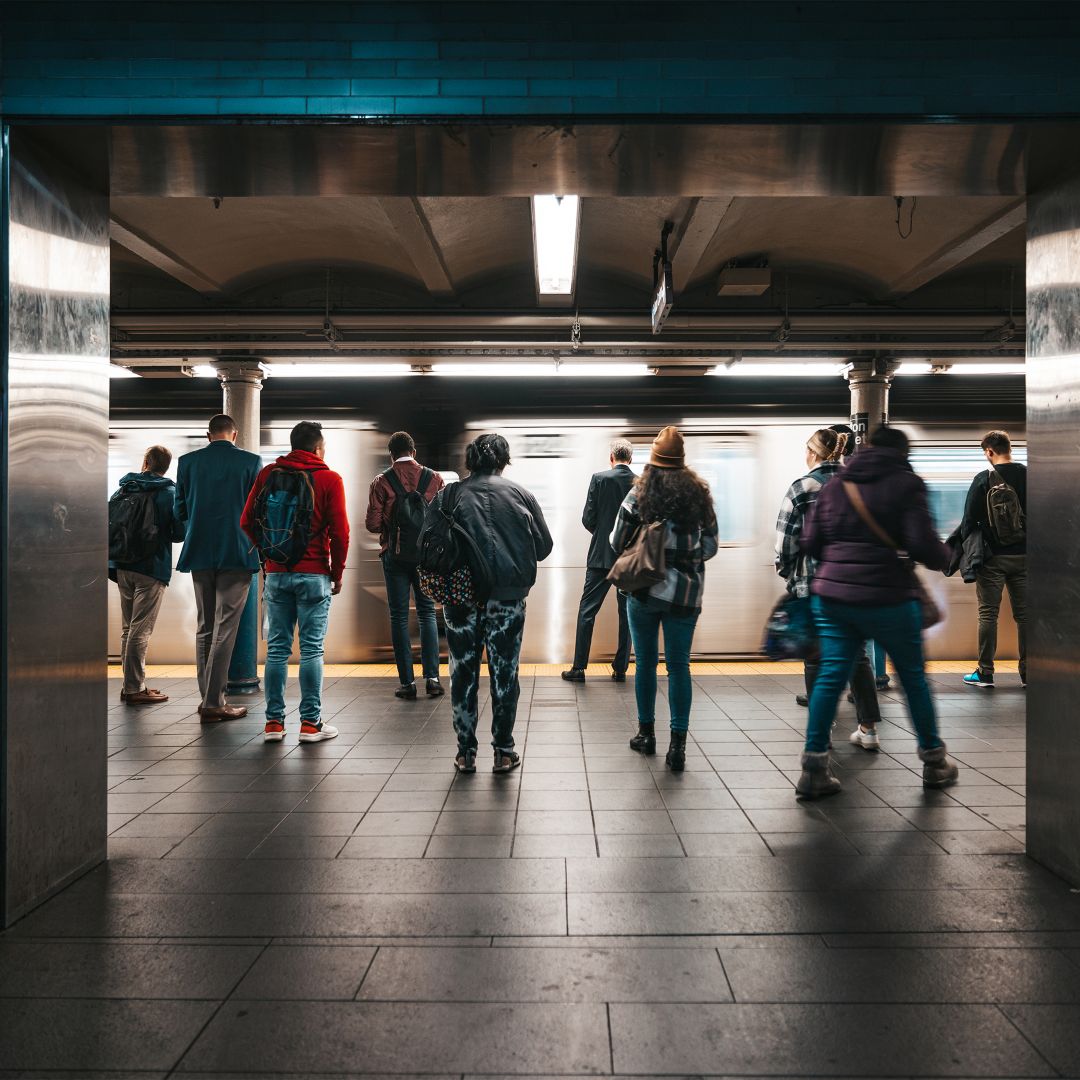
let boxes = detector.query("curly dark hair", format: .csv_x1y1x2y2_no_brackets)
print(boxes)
465,433,511,474
636,465,715,530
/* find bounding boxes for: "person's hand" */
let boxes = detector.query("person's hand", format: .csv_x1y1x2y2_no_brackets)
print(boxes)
331,580,343,596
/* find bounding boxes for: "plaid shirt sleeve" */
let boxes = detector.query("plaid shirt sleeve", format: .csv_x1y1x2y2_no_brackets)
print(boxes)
609,490,639,554
775,478,815,581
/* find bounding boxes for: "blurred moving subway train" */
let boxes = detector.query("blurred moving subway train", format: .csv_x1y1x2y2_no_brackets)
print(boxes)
108,375,1023,666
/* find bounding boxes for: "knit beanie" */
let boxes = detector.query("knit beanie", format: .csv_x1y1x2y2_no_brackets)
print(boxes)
649,425,685,469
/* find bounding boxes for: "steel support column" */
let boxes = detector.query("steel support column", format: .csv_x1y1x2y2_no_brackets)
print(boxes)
845,358,896,448
217,361,265,695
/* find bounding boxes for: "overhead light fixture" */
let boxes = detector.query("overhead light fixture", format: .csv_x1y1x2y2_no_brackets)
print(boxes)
266,363,413,378
558,363,651,377
948,362,1026,375
531,195,580,299
432,362,557,377
190,365,219,378
893,362,934,375
710,361,846,377
108,365,140,379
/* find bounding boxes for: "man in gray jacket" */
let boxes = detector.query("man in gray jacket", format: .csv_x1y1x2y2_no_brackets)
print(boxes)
176,414,262,721
562,439,636,683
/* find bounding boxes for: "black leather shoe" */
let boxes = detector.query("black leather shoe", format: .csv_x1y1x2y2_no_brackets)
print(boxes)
796,694,808,707
561,668,586,683
629,723,656,755
611,671,627,683
426,678,445,698
395,683,417,700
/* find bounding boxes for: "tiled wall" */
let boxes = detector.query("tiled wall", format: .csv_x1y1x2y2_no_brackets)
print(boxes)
1,1,1078,119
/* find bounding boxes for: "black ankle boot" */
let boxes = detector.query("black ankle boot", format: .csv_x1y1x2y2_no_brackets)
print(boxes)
629,723,656,755
665,730,687,772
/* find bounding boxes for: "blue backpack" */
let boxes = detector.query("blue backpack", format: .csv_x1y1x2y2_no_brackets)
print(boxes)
251,467,316,568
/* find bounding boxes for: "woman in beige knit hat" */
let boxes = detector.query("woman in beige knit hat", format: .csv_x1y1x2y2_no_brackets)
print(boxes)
608,426,718,771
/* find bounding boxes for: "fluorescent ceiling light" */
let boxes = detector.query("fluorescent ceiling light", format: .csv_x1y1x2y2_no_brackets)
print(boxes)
531,195,580,296
266,363,413,378
949,362,1026,375
894,362,934,375
558,363,651,377
432,362,556,377
711,362,846,377
109,365,140,379
190,365,219,378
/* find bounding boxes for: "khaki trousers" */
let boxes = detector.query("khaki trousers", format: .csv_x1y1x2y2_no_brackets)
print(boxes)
117,570,167,694
191,569,252,708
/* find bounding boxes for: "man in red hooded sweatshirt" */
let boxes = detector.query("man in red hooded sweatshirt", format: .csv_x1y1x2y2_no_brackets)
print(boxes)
241,421,350,744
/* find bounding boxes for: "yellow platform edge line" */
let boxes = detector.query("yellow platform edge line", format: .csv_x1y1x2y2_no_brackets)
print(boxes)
112,660,1019,678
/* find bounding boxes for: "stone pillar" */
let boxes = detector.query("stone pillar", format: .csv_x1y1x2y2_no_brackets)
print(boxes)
216,361,265,695
1026,171,1080,885
845,358,896,449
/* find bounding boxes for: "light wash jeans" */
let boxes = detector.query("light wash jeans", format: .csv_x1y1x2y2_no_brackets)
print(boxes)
807,596,944,754
264,572,332,725
626,596,699,733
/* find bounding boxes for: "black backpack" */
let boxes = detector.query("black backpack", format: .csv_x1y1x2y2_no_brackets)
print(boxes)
108,483,160,563
251,467,316,568
418,483,493,600
986,469,1026,546
384,467,434,565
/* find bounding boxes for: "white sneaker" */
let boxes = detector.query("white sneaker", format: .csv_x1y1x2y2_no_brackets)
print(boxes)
849,725,880,751
299,721,338,743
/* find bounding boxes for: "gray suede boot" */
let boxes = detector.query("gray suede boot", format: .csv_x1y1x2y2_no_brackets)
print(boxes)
795,751,841,800
919,744,959,788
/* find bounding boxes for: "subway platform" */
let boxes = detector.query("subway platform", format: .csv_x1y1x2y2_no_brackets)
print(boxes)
2,665,1079,1078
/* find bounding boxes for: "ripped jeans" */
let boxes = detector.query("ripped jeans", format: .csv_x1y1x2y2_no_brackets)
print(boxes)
444,599,526,755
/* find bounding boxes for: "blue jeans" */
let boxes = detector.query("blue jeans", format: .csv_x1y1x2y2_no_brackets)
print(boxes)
871,640,887,679
382,554,440,685
626,596,699,733
807,596,944,754
264,572,332,725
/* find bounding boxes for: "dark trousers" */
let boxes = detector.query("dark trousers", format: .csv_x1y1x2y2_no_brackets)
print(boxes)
975,554,1027,678
382,553,440,686
444,599,526,754
572,567,631,672
804,645,881,726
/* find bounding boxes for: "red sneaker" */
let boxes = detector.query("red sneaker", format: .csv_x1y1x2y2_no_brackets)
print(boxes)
263,720,285,743
299,721,338,743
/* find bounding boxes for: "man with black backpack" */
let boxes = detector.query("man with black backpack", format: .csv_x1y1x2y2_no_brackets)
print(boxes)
365,430,445,699
960,429,1027,689
242,421,350,743
108,445,185,704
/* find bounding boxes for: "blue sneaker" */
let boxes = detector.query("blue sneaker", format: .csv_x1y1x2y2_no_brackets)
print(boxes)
963,670,994,689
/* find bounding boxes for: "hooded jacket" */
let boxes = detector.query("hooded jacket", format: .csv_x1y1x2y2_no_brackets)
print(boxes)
801,447,950,606
241,449,350,581
109,472,185,585
426,472,553,601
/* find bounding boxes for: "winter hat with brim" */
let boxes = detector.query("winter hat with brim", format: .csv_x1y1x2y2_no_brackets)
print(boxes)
649,425,685,469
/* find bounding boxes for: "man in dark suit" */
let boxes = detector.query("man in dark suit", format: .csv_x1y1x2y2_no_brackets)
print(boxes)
562,439,636,683
176,414,262,721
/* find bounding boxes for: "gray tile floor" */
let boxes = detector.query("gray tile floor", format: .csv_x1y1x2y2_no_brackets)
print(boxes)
4,670,1080,1077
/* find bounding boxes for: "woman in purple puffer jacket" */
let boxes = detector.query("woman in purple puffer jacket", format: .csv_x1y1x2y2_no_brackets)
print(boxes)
796,425,960,799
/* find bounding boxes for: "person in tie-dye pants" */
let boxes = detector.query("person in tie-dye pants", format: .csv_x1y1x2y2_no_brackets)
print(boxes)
425,433,553,774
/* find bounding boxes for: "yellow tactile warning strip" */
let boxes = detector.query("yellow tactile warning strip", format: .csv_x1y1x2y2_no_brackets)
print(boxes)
111,660,1019,679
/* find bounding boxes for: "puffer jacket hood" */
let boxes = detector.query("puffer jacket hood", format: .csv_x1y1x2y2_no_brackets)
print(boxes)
119,471,175,491
801,448,950,606
274,449,329,472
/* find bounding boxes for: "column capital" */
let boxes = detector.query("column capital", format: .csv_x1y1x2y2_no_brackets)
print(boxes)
213,360,267,389
844,356,899,385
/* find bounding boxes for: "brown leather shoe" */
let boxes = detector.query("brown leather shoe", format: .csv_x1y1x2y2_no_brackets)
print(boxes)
198,704,247,722
125,689,169,705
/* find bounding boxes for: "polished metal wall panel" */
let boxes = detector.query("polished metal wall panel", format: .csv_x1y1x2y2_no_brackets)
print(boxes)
1026,173,1080,886
104,122,1028,199
2,130,110,924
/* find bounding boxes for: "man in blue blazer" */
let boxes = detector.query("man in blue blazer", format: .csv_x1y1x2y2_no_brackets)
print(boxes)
176,414,262,721
562,439,636,683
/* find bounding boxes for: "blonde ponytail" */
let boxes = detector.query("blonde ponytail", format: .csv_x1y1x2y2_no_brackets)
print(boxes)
807,427,846,463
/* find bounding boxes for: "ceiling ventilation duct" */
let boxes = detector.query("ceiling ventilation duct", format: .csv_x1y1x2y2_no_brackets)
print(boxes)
717,266,772,296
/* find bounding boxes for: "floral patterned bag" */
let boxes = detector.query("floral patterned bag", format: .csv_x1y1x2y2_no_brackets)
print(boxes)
417,482,491,607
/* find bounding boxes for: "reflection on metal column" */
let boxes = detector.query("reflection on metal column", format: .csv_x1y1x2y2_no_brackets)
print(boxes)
1026,171,1080,886
1,129,110,924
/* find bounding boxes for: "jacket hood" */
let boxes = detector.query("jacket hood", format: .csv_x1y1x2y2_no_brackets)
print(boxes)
275,449,329,471
119,471,174,490
841,447,912,482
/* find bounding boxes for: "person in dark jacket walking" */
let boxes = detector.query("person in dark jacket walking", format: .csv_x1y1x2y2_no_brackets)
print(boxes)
241,421,350,744
365,430,446,700
960,430,1027,689
611,427,718,772
797,425,959,798
774,426,881,732
109,445,185,704
426,433,553,774
176,414,262,721
562,439,636,683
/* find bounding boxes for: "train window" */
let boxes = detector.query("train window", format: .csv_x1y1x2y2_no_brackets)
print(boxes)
628,439,755,545
910,444,1028,539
